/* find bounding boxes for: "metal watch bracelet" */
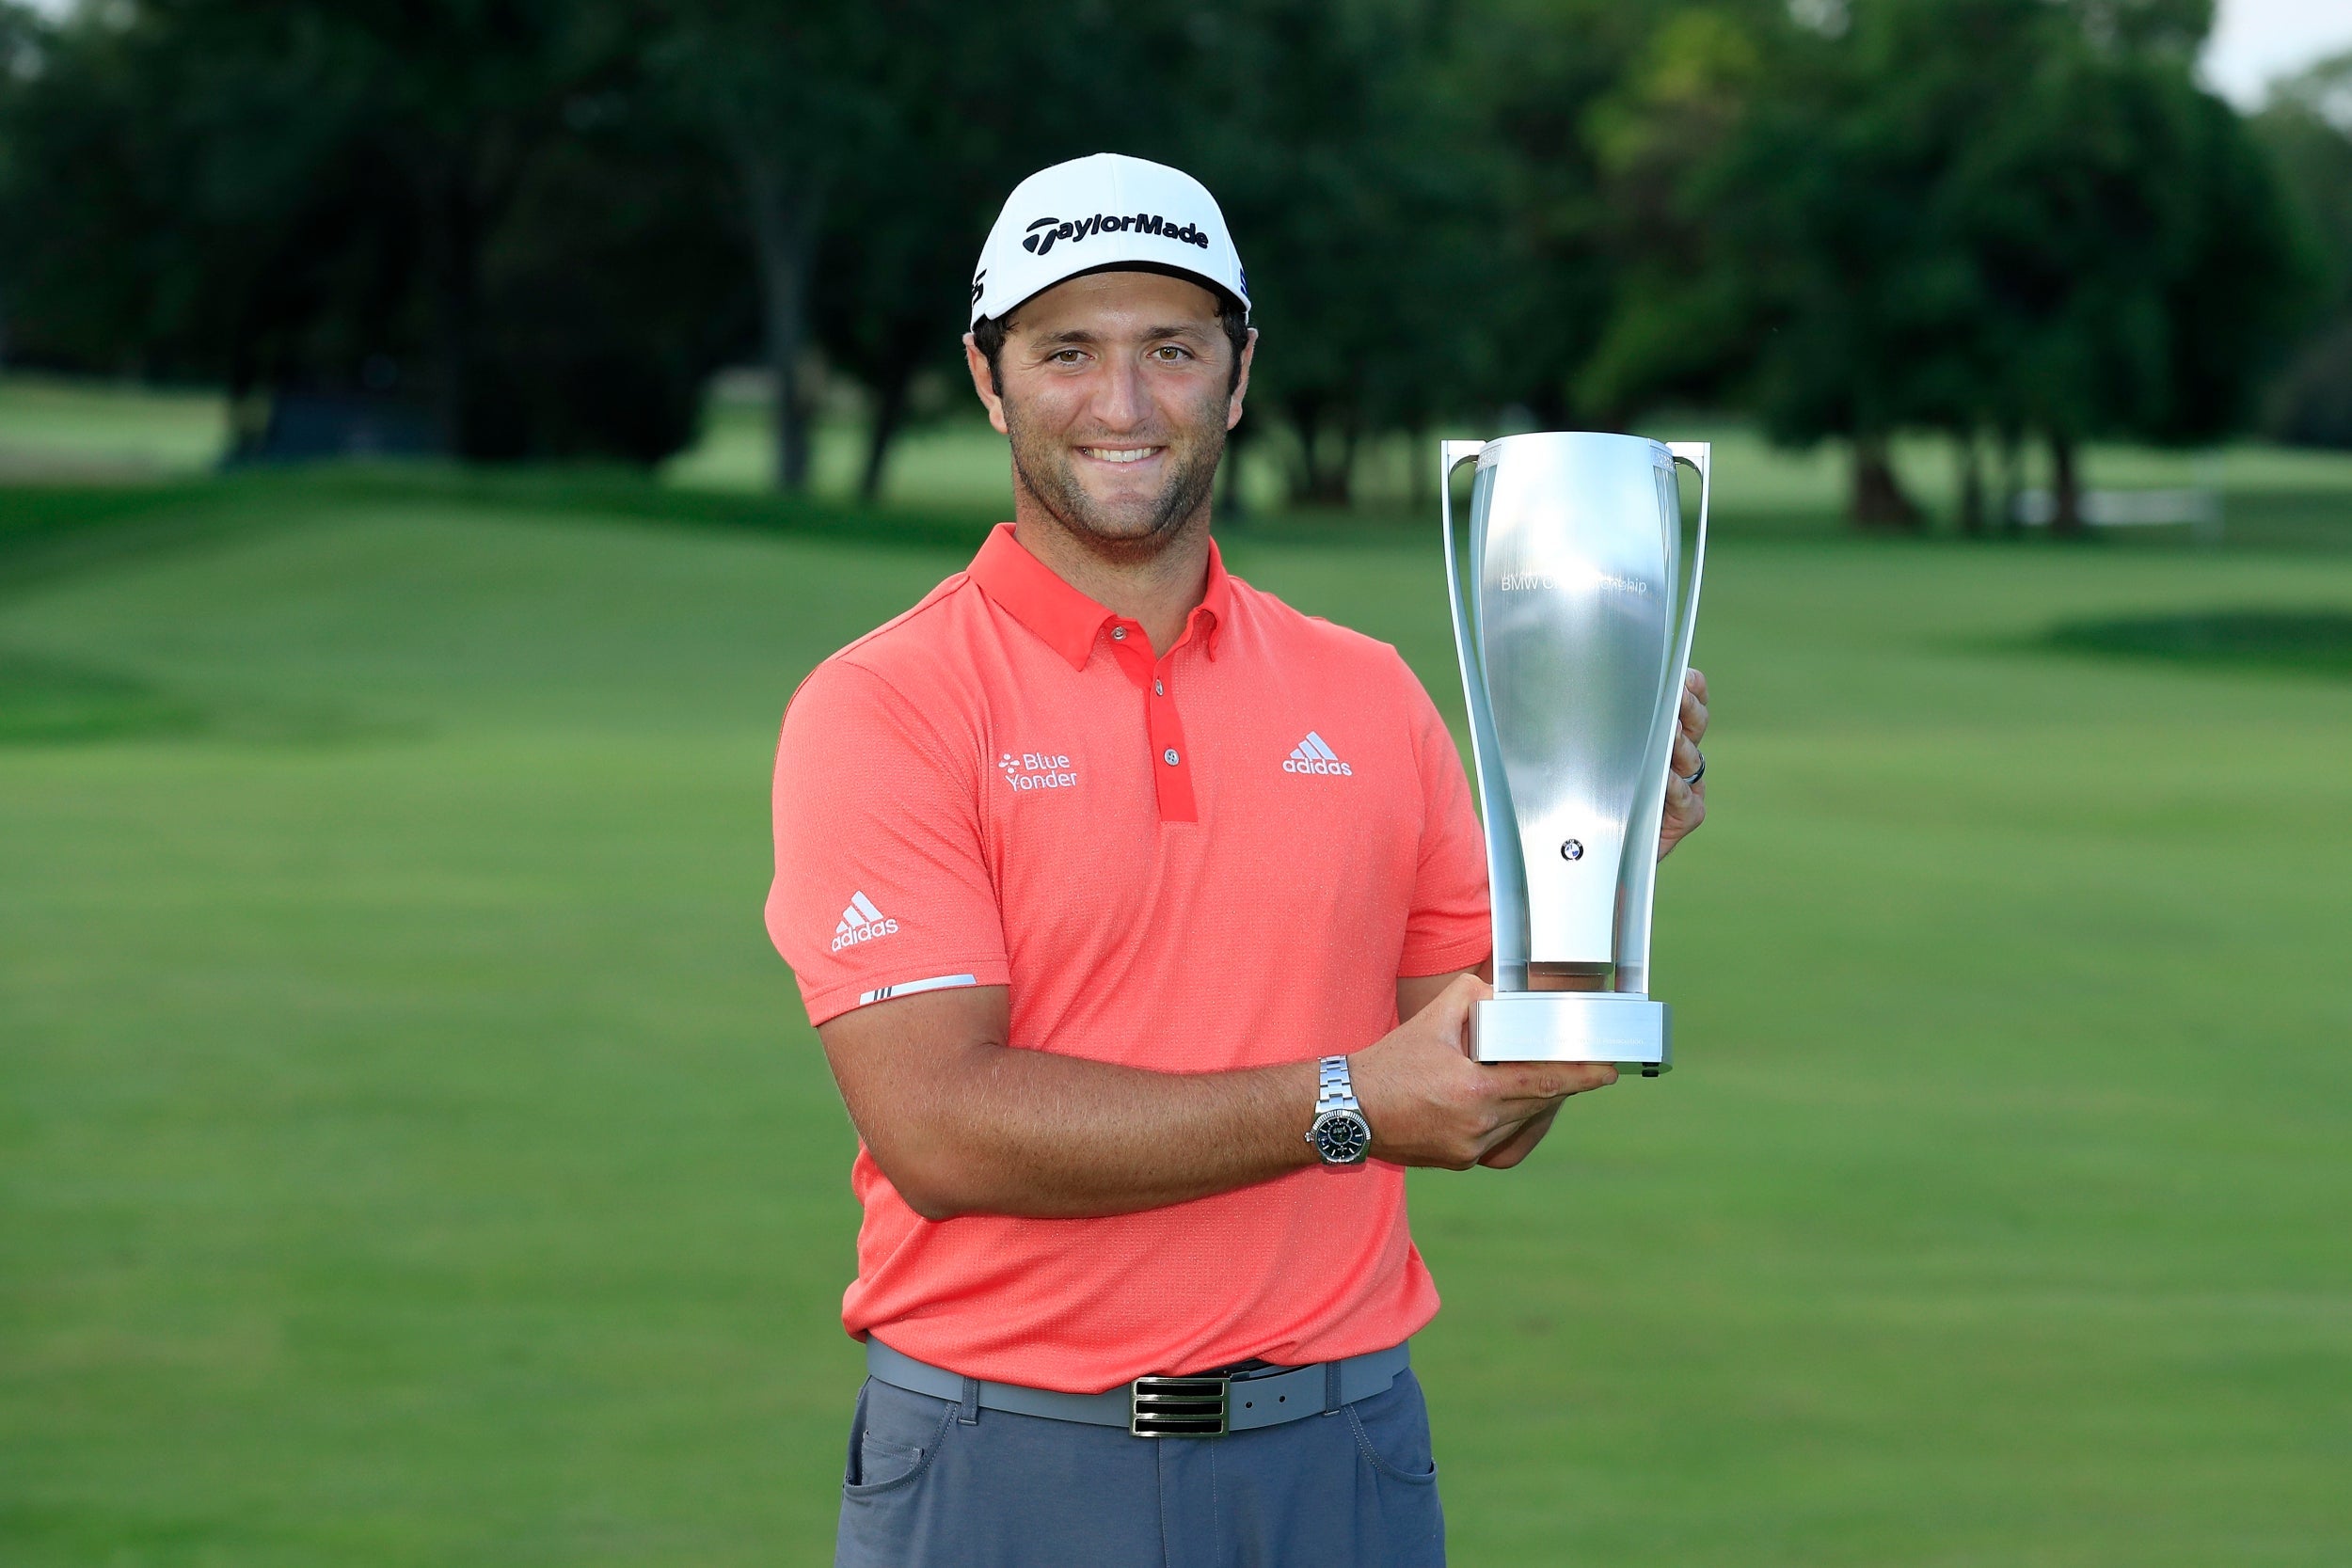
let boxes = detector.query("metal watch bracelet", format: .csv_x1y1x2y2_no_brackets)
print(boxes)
1316,1055,1361,1117
1309,1055,1371,1165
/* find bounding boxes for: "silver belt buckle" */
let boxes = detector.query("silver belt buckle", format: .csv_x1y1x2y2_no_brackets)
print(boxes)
1129,1373,1229,1436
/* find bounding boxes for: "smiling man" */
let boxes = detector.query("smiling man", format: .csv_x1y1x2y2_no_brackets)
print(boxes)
766,154,1708,1567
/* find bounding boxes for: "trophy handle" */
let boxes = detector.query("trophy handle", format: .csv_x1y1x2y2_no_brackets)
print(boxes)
1436,440,1490,755
1438,439,1532,990
1616,441,1711,995
1662,442,1710,756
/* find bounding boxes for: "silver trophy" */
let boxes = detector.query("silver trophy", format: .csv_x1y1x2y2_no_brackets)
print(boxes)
1438,434,1709,1073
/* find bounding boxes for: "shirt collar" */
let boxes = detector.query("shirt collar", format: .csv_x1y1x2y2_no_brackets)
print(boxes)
967,522,1232,670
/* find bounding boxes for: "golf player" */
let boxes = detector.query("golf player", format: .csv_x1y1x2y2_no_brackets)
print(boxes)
767,153,1709,1566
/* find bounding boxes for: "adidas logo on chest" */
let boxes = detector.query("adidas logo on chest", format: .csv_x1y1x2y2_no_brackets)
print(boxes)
1282,731,1353,776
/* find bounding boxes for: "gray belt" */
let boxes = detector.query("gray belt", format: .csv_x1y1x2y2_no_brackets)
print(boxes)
866,1337,1410,1438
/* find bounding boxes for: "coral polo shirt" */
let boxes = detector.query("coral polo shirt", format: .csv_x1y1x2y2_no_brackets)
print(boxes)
766,522,1491,1393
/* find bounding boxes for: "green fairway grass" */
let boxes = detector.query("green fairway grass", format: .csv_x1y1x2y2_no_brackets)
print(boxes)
0,377,229,482
4,470,2350,1566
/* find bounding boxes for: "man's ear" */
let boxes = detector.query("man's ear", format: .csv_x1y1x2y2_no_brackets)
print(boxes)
963,333,1010,436
1226,327,1258,431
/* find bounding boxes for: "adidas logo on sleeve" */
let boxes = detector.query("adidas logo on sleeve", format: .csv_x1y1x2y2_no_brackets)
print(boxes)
1281,732,1353,776
832,891,899,952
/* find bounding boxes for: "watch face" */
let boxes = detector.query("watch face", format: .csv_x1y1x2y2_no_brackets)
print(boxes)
1312,1112,1371,1164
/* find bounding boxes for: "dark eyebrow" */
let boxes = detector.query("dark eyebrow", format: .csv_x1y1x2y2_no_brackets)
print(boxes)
1025,323,1216,350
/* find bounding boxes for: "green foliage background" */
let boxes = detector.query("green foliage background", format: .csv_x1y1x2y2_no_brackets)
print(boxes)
3,0,2347,518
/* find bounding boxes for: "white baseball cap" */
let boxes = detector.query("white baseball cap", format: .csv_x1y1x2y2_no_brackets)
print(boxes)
969,153,1249,330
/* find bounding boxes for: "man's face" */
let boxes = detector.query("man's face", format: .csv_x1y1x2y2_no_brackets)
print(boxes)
965,271,1253,559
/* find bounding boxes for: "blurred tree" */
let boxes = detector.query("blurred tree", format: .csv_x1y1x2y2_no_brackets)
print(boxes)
1450,0,1659,430
652,0,894,489
809,0,1194,503
0,0,743,464
810,110,978,504
1179,0,1501,506
1581,0,2310,531
0,1,326,388
806,79,970,503
0,0,2320,500
2252,52,2352,447
476,87,751,462
805,0,1492,513
2256,53,2352,314
1567,3,1776,432
1951,0,2313,530
160,0,660,456
0,3,54,367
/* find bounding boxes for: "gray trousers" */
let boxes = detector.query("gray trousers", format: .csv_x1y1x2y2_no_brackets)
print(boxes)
834,1367,1446,1566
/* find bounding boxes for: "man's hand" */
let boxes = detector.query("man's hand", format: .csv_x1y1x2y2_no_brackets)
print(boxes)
1352,974,1615,1170
1659,666,1709,860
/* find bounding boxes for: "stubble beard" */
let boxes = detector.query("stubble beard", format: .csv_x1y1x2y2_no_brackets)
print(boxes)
1003,393,1227,566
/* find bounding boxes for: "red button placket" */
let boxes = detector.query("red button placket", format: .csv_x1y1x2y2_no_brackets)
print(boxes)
1105,616,1206,824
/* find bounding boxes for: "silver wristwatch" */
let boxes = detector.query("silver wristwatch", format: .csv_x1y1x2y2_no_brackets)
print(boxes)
1307,1055,1372,1165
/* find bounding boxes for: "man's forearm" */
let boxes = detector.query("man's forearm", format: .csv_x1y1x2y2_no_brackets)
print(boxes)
858,1043,1321,1222
822,975,1606,1222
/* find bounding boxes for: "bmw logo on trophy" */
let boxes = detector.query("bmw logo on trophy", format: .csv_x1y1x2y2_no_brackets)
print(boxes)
1438,434,1709,1074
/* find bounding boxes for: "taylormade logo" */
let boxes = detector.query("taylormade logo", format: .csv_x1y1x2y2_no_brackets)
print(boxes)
1023,212,1212,257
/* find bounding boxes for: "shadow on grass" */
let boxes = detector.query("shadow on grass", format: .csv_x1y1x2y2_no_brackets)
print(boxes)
2043,609,2352,678
248,462,1005,551
0,646,403,748
0,480,265,603
0,648,208,743
0,463,1012,588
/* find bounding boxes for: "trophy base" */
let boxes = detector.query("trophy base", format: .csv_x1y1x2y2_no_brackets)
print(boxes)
1470,993,1672,1074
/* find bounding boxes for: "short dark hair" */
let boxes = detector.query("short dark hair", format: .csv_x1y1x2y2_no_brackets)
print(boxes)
972,274,1251,395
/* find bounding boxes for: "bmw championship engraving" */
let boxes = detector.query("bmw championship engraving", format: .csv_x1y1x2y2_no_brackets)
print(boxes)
1438,433,1709,1072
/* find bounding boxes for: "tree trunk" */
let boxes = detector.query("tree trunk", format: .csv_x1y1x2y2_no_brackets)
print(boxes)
736,142,824,492
1849,433,1921,530
405,111,547,462
1997,427,2024,535
1286,397,1357,506
2050,434,2086,537
1220,415,1249,523
1957,433,1985,536
859,356,913,505
1301,427,1354,505
1285,396,1322,506
223,309,260,462
424,174,485,457
1333,419,1359,508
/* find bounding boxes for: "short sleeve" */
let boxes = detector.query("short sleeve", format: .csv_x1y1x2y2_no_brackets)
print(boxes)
1397,666,1493,977
766,659,1010,1026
